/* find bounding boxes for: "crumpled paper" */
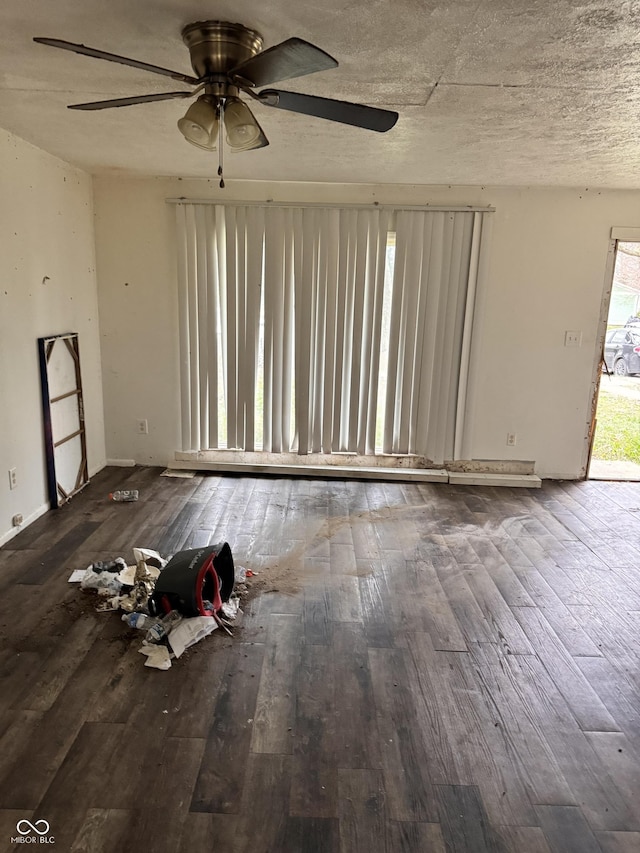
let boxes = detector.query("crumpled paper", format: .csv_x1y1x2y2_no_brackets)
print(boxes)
133,548,167,569
167,617,218,658
116,562,159,587
138,644,172,670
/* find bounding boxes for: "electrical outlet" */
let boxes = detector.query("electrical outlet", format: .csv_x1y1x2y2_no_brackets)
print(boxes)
564,330,582,347
12,514,23,527
137,419,148,435
506,433,517,446
8,468,17,490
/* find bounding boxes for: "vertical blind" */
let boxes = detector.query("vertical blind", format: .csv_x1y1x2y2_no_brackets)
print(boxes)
175,203,487,464
384,209,479,461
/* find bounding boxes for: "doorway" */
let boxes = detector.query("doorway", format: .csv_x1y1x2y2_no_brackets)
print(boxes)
589,240,640,480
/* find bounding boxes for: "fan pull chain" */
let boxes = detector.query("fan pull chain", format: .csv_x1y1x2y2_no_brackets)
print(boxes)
218,100,225,189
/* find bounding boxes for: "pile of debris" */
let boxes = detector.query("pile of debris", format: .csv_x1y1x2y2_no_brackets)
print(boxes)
69,544,250,670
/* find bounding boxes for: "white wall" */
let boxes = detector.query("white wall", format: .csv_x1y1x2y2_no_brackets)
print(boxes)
0,129,105,545
93,177,640,479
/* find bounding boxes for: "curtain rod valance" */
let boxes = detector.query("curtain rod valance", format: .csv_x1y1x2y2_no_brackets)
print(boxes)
166,198,495,213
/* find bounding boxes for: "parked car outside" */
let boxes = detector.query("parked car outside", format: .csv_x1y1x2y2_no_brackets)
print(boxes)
604,328,640,375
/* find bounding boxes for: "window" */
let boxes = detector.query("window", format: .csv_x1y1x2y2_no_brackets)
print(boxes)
175,203,489,465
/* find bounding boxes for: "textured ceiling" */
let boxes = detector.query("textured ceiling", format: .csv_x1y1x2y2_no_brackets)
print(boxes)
1,0,640,187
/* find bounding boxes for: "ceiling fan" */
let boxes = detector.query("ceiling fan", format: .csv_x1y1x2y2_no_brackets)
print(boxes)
34,20,399,170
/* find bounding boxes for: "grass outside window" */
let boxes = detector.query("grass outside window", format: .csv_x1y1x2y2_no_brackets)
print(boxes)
592,382,640,463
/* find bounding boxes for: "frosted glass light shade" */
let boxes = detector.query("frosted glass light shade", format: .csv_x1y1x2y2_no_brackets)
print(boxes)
178,96,219,150
224,98,262,150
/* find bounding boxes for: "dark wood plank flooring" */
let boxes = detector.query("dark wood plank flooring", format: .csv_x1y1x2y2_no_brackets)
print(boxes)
1,467,640,852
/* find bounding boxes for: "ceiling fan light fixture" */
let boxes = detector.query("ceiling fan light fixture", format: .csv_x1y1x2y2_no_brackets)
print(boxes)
35,21,399,172
223,97,262,150
178,95,219,149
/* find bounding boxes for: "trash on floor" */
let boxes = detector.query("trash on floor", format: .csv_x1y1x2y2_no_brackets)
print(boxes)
69,541,248,669
80,565,124,595
139,644,172,670
122,612,152,630
221,597,241,620
168,616,218,658
149,544,235,617
145,609,183,643
109,490,139,502
132,547,166,569
68,568,86,583
117,560,162,614
95,596,121,612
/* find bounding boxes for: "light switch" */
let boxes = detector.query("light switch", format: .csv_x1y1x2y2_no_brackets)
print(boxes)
564,330,582,347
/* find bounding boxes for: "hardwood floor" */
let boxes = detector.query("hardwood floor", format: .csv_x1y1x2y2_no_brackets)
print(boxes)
1,466,640,852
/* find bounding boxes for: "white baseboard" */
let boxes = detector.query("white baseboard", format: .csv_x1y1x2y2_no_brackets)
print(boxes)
0,501,49,547
106,459,136,467
170,453,542,487
169,458,449,482
448,472,542,488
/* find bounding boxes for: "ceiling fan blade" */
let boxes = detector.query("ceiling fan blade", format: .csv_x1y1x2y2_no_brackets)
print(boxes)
68,92,192,110
259,89,398,132
230,38,337,87
33,37,200,85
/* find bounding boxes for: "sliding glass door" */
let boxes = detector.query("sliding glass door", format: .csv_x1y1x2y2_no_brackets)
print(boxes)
175,203,488,466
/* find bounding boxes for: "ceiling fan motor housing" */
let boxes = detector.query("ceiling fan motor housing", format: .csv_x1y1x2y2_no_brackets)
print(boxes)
181,21,263,79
